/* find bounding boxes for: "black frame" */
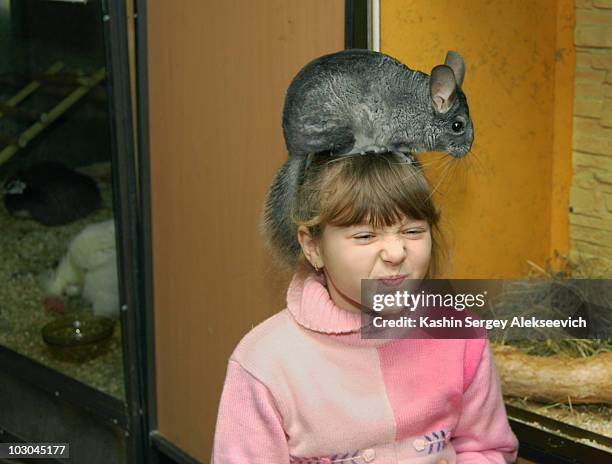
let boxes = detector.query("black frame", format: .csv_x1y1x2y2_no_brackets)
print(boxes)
132,0,162,462
100,0,151,463
345,0,368,49
507,405,612,464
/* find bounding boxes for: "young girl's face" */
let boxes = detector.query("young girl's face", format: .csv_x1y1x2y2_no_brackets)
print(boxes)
301,215,432,314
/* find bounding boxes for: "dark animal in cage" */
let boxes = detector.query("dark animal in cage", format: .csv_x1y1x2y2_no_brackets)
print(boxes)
2,160,102,226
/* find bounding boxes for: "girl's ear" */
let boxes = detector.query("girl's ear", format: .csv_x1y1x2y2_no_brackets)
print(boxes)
297,226,322,267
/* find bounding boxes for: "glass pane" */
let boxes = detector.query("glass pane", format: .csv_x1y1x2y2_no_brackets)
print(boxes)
0,0,124,400
492,274,612,444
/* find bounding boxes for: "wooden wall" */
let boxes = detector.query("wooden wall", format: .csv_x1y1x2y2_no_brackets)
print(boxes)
146,1,344,460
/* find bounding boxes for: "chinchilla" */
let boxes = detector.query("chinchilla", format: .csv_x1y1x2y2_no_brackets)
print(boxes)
262,49,474,269
3,161,102,226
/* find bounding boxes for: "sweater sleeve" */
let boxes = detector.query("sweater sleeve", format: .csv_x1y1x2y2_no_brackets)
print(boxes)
212,359,291,464
452,340,519,464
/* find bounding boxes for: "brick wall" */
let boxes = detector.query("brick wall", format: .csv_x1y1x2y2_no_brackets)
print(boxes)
570,1,612,275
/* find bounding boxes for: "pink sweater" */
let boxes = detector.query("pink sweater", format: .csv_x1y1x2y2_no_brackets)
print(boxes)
213,271,519,463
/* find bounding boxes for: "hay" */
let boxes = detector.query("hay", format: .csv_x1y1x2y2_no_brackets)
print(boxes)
0,162,124,399
492,254,612,357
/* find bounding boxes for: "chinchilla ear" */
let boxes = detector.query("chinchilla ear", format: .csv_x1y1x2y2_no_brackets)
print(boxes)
430,64,457,114
444,50,465,88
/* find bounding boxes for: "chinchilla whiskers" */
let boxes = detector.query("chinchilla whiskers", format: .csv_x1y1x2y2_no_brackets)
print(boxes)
412,153,453,169
464,145,490,176
426,156,455,201
400,168,422,183
438,158,458,193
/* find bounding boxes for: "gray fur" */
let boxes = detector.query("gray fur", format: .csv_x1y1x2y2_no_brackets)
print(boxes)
262,49,474,269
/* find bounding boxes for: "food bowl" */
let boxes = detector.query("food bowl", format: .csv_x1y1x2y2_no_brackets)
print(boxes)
41,313,115,363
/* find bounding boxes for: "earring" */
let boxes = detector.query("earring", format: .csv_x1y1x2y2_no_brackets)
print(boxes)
313,263,320,272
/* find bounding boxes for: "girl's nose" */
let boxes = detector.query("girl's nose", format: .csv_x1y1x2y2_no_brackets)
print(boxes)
380,235,407,263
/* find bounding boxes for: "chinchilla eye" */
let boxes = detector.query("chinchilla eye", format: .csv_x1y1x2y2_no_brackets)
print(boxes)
452,121,464,133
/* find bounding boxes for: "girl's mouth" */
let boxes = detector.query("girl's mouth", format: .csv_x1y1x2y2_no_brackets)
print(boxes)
378,275,408,287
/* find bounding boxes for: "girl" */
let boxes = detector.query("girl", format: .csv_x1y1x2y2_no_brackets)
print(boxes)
213,152,518,463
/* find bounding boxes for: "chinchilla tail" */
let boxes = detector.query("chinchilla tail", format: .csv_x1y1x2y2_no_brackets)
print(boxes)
260,155,307,272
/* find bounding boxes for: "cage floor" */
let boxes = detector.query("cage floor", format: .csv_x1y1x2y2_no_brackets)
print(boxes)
505,395,612,450
0,161,124,400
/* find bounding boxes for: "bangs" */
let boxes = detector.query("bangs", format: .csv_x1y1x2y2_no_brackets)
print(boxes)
318,153,438,229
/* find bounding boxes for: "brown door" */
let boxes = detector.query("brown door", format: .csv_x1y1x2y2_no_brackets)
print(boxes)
146,1,344,460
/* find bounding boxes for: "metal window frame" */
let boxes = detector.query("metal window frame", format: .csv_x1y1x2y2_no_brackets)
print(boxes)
345,0,368,49
100,0,150,462
507,405,612,463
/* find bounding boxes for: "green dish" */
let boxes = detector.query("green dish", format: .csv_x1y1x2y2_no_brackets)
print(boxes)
41,313,115,363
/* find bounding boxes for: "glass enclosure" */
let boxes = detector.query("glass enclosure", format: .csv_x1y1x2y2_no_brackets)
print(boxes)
489,273,612,447
0,0,124,400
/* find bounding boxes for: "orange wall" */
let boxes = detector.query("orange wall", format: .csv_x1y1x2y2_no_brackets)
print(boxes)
381,0,574,278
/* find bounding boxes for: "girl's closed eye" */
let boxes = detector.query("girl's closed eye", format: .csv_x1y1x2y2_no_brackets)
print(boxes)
354,232,375,240
404,227,427,237
353,227,427,241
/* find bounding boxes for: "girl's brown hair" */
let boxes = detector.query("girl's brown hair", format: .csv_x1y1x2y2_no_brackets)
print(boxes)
266,152,447,277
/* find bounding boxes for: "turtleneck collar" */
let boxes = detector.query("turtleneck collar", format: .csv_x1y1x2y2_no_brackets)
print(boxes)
284,270,481,344
286,270,365,334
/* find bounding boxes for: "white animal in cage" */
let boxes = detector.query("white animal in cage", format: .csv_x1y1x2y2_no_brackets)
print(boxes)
42,219,119,318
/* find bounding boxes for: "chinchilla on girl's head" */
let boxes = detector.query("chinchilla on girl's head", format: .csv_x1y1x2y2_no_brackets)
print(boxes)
264,49,473,270
282,49,473,158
